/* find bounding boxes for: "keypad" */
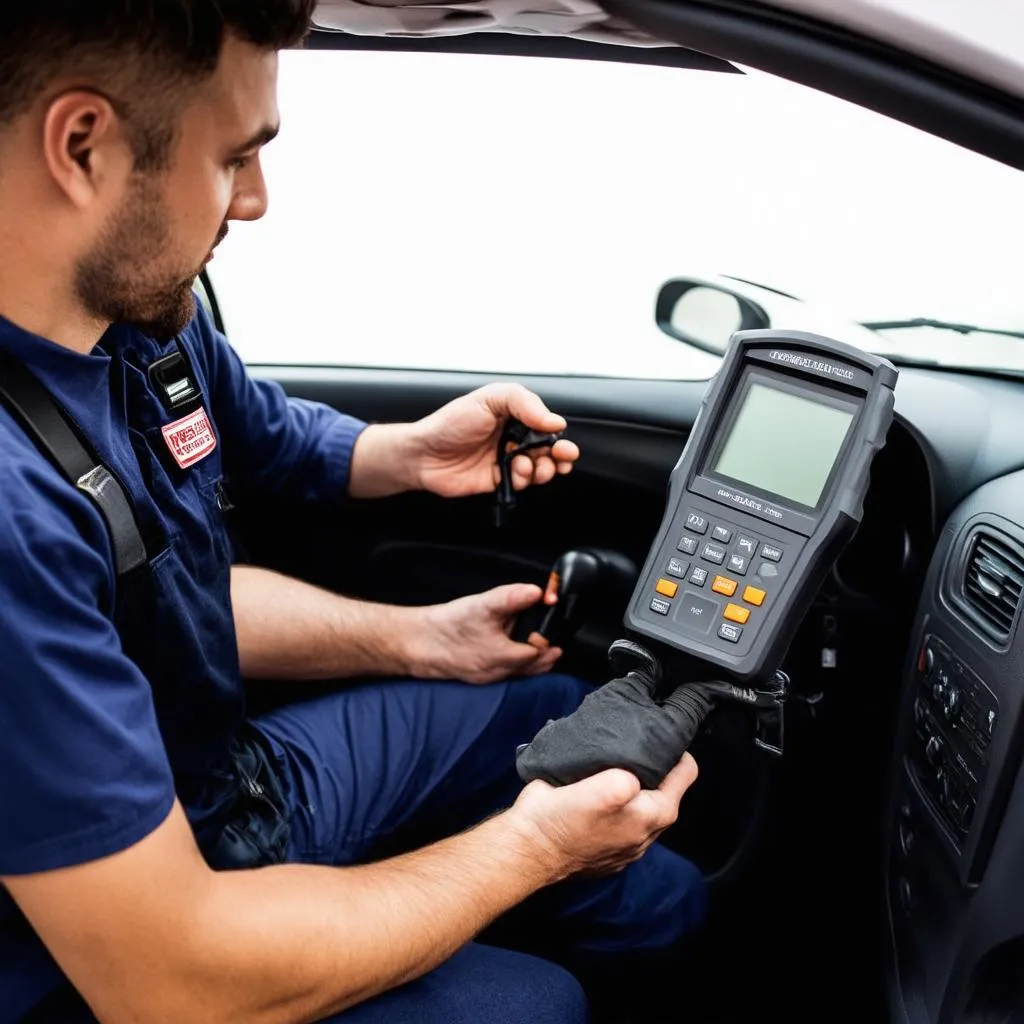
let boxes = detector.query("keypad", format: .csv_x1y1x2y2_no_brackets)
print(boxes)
718,622,743,643
646,507,788,648
685,512,709,535
727,554,748,576
677,535,699,555
666,557,689,578
701,543,726,564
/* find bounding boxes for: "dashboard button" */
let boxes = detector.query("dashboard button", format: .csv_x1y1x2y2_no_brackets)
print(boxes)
718,622,743,643
655,578,678,599
677,535,699,555
711,575,738,597
723,603,750,624
735,535,758,558
685,512,709,535
666,557,689,578
689,567,708,587
757,562,779,578
712,525,733,543
701,543,726,565
760,543,783,562
650,597,671,616
742,585,766,607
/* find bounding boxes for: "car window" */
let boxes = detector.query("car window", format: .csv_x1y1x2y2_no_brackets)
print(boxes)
210,50,1024,379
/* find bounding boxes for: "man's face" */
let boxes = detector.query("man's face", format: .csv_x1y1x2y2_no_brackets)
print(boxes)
75,36,280,340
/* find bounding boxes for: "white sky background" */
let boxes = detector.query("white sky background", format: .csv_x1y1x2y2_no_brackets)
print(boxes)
211,50,1024,379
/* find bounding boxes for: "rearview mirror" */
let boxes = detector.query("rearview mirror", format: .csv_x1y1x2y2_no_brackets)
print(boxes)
655,278,770,355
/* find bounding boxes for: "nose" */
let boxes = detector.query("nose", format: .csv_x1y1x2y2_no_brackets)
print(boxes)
228,161,269,223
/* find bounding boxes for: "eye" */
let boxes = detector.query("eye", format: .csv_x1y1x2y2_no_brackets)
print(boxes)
227,154,253,171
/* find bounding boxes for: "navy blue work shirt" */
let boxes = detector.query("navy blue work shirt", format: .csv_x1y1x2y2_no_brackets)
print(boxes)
0,304,366,1019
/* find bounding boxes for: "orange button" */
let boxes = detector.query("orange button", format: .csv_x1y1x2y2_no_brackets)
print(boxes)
743,585,767,607
724,603,750,624
711,575,738,597
655,578,678,598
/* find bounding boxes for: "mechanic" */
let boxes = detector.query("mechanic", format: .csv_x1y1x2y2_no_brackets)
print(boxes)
0,4,708,1023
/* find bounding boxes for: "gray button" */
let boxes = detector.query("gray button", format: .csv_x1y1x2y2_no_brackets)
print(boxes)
757,562,779,578
718,622,743,643
760,543,783,562
735,535,758,558
666,557,689,578
712,525,732,543
650,597,671,616
689,567,708,587
701,543,726,564
727,554,748,576
677,535,699,555
685,512,709,535
676,593,718,633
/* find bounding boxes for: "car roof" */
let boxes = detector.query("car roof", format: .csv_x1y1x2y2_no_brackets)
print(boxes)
312,0,1024,100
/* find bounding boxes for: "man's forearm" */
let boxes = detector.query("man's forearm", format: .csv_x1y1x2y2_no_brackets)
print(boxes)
191,810,560,1023
347,422,422,499
231,565,421,680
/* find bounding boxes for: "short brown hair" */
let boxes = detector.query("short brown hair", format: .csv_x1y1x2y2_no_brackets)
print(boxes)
0,1,317,169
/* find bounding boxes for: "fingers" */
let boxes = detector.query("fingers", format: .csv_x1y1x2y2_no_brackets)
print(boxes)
523,646,563,676
485,583,544,618
658,752,699,804
570,768,643,809
481,382,566,435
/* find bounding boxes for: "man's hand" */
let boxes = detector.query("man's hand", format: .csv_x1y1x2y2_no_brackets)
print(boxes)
509,755,700,880
348,384,580,499
411,383,580,498
408,583,564,684
515,663,718,789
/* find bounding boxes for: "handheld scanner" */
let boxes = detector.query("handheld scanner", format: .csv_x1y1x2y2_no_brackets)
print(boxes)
625,330,898,683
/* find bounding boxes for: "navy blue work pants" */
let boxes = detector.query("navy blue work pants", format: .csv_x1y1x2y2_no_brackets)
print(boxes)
253,673,708,1022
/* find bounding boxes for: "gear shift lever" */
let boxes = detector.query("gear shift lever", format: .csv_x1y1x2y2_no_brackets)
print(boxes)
512,548,637,648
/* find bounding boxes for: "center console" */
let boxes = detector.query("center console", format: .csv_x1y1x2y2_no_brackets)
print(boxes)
906,634,999,847
885,493,1024,1024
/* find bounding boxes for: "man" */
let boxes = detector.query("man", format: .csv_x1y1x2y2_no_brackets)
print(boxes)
0,4,708,1022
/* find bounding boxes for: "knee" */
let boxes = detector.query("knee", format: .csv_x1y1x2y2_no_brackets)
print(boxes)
511,958,590,1024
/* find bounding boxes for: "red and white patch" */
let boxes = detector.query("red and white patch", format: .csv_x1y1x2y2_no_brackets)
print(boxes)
161,406,217,469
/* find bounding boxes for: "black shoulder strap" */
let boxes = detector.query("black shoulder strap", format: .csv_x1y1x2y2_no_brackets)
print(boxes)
0,352,147,577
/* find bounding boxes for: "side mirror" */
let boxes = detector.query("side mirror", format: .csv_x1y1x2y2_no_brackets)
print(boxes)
655,278,770,355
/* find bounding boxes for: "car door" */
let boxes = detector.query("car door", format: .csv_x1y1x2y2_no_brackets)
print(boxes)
201,17,1024,1022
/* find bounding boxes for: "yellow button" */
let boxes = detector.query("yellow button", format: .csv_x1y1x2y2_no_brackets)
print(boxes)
724,603,750,624
743,585,767,607
655,578,678,598
711,575,737,597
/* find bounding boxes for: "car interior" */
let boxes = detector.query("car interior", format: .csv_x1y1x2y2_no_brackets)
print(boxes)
203,2,1024,1022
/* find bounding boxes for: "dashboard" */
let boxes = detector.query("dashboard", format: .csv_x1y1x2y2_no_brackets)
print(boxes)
875,369,1024,1024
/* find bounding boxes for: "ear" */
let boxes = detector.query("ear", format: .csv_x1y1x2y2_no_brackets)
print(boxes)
41,90,131,209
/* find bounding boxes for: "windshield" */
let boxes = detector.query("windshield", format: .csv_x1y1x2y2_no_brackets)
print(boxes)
210,49,1024,379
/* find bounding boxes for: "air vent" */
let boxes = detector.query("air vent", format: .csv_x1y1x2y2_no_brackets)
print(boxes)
961,531,1024,640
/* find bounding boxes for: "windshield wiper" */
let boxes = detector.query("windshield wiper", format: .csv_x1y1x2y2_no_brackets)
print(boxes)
861,317,1024,341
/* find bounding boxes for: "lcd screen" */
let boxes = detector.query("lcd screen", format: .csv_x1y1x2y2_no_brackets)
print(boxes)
712,381,855,508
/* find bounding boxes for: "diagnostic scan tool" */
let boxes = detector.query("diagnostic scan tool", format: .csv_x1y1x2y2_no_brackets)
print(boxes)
514,329,898,790
626,329,897,682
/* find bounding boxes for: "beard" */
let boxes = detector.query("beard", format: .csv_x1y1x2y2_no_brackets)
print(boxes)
74,172,208,342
